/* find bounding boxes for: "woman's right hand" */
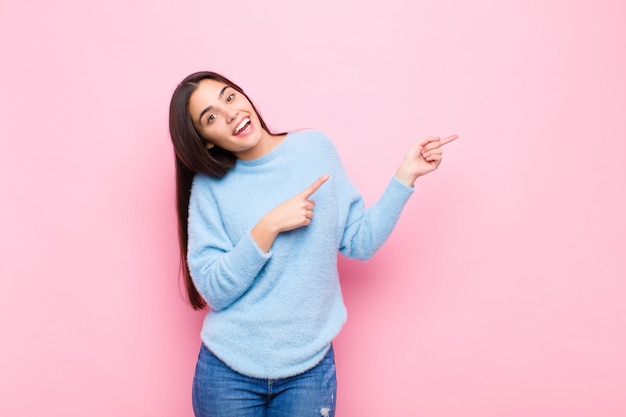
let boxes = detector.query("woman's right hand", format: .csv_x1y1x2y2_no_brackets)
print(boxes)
251,174,329,252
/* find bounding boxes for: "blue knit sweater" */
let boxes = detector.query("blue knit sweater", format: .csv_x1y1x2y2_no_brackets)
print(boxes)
187,130,413,379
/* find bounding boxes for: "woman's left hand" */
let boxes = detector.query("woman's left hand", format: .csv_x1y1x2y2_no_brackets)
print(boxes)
395,134,458,187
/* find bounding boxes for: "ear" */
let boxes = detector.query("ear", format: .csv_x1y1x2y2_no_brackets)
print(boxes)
205,143,215,150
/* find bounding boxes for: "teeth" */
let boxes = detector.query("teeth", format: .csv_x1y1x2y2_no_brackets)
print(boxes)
234,118,250,135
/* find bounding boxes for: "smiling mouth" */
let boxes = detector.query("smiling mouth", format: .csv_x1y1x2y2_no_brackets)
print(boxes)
233,117,251,136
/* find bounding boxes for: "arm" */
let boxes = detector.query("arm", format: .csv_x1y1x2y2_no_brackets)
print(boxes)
188,175,329,310
187,182,271,311
339,176,414,260
340,134,458,260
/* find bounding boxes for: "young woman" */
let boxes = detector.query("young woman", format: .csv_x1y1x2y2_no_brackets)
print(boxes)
169,71,457,417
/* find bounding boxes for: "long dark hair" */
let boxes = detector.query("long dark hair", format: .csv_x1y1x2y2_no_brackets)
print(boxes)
168,71,274,310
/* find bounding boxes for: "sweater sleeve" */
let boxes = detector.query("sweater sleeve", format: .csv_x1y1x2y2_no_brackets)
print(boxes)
187,176,272,311
336,162,414,261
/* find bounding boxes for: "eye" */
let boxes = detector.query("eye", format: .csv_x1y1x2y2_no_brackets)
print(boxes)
207,114,217,124
226,93,235,102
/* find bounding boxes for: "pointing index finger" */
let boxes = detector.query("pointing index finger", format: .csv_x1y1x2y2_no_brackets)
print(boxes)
439,134,459,146
302,174,330,198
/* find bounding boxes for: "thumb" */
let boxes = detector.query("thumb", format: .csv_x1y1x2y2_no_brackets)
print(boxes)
419,136,440,148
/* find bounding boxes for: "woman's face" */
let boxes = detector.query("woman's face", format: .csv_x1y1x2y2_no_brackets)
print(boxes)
188,78,268,160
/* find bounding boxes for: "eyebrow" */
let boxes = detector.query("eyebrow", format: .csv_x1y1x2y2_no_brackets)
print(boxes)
197,85,229,124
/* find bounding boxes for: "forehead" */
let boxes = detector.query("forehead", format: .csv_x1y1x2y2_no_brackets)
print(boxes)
188,79,230,116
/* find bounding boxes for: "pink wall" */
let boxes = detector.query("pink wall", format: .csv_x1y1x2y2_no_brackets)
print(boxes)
2,0,625,415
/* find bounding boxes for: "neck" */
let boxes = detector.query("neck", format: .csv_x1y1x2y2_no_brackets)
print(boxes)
236,130,286,161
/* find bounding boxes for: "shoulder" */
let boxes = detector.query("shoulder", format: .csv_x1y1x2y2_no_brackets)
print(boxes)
287,129,337,153
191,172,213,189
190,172,220,202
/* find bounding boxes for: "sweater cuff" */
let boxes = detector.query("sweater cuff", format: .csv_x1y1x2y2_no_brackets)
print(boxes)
372,176,414,222
242,232,273,262
389,175,415,198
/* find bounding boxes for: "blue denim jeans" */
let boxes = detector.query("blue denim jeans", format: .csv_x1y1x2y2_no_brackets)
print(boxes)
192,343,337,417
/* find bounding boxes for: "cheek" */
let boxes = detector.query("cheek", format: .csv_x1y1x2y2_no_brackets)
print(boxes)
201,125,228,144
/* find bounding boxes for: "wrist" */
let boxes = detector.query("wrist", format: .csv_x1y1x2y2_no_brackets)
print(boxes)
394,167,418,187
251,217,279,253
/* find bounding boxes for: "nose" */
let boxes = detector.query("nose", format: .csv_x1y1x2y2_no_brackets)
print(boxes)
225,109,239,123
